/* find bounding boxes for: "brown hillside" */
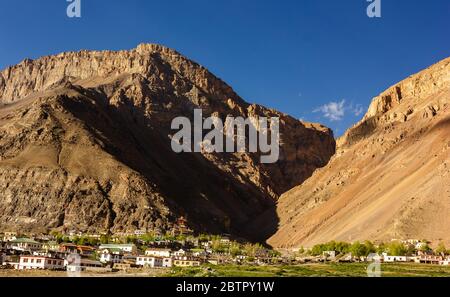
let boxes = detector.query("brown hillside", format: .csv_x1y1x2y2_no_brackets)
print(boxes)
0,44,335,238
268,57,450,248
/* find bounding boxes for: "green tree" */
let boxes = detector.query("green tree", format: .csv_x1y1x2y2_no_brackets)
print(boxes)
243,243,257,257
198,234,210,242
334,242,351,255
211,239,226,253
269,249,281,258
55,234,64,244
349,241,368,257
435,242,447,256
100,234,110,244
297,246,305,255
405,244,417,256
364,241,376,255
229,242,242,257
419,243,432,253
376,242,387,254
140,233,156,244
387,241,407,256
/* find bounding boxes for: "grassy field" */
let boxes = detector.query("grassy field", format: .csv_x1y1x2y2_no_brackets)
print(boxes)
165,263,450,277
1,263,449,277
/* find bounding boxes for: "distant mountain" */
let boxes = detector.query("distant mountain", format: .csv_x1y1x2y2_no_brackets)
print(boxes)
0,44,335,238
267,57,450,248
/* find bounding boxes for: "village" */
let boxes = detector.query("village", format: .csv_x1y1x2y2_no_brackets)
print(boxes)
1,223,449,275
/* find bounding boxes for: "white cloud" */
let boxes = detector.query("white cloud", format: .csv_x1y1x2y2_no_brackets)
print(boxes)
314,99,346,121
314,100,365,121
352,104,364,117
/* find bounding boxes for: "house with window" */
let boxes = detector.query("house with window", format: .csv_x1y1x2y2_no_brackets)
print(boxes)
77,245,95,256
42,241,60,252
136,256,161,267
173,258,201,267
383,255,408,262
440,257,450,266
18,256,64,270
136,256,172,268
59,244,95,255
59,243,79,254
99,248,124,264
99,244,137,255
9,238,43,252
3,232,17,242
416,255,443,264
145,248,172,258
173,249,189,257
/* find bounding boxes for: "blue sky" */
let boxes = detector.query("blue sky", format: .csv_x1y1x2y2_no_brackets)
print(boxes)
0,0,449,136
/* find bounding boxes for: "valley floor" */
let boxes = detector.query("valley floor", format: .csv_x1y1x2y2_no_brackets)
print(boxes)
1,263,450,277
167,263,450,277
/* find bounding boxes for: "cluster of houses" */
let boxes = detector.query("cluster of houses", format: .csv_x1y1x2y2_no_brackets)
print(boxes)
2,231,449,273
382,254,450,265
0,232,213,273
314,250,450,266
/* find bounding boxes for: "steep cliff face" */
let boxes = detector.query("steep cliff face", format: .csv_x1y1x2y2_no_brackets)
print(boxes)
0,44,335,237
268,57,450,248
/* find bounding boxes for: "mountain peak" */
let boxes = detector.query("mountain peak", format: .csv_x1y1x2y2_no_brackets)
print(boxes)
0,45,335,239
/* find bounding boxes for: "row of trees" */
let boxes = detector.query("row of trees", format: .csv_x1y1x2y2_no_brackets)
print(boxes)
305,240,450,257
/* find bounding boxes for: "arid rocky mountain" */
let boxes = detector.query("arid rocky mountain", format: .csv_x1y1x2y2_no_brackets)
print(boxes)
0,44,335,238
268,57,450,248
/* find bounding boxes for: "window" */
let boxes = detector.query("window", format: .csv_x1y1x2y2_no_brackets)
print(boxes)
31,259,35,263
37,259,42,263
23,258,28,263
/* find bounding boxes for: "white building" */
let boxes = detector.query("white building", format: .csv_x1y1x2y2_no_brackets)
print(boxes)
18,256,64,270
99,249,124,264
98,244,137,255
383,255,408,262
145,248,171,258
136,256,172,268
440,258,450,266
9,238,43,252
323,251,336,259
173,249,189,257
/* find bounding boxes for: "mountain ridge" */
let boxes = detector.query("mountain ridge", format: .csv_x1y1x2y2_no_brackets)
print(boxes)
267,57,450,248
0,44,335,239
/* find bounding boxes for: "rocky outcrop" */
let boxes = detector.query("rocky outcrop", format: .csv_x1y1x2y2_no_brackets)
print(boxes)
0,44,335,238
268,57,450,248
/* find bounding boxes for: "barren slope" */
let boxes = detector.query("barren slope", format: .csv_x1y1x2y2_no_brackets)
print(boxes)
0,44,335,238
268,57,450,247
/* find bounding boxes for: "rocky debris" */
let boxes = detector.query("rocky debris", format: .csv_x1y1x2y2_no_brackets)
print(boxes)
0,44,335,239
